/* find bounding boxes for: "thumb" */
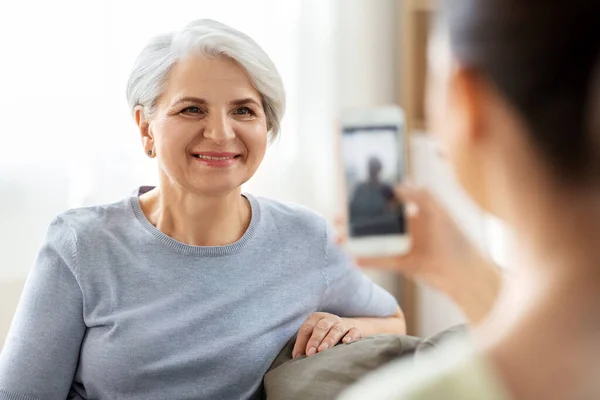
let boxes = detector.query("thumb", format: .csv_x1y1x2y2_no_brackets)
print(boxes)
394,184,427,208
395,185,431,241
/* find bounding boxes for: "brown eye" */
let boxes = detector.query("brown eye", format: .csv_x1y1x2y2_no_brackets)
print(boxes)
234,106,254,116
181,106,203,115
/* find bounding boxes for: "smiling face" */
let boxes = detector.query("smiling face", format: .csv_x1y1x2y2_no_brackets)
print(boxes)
136,54,269,196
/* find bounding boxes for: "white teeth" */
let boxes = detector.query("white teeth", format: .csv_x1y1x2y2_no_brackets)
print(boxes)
195,155,235,160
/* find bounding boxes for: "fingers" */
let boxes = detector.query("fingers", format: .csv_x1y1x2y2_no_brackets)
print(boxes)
395,184,447,215
318,321,348,352
394,184,429,208
293,314,362,358
318,324,362,351
394,185,432,241
394,186,426,232
292,314,320,359
343,327,362,343
305,316,340,356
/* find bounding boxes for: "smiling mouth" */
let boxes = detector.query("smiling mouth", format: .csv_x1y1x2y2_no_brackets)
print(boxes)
191,153,242,168
192,154,240,160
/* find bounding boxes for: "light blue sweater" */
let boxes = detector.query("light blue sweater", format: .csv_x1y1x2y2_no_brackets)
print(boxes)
0,187,398,400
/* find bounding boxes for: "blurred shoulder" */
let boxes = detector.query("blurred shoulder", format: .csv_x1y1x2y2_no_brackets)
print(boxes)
339,338,511,400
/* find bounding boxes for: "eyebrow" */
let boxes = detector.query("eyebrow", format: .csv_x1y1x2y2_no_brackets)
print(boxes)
171,96,261,107
230,97,261,107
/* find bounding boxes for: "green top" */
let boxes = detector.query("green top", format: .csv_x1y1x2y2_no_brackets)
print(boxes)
339,337,512,400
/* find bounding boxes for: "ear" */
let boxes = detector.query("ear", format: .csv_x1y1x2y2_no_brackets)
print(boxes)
445,66,499,213
134,106,154,156
447,66,486,147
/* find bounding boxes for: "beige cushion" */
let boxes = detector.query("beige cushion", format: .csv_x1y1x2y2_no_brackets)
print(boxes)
264,334,421,400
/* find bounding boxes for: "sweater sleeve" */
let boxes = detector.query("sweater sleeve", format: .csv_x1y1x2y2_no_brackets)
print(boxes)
0,216,86,400
319,221,399,318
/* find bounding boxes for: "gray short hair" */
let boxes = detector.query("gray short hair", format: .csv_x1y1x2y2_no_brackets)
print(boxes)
126,19,286,140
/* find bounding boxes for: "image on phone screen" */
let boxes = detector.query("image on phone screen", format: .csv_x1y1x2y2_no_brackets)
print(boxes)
342,125,406,237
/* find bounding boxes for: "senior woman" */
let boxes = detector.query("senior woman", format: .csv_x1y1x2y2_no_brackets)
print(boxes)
342,0,600,398
0,20,404,400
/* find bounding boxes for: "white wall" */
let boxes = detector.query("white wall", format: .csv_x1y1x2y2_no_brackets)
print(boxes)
334,0,398,107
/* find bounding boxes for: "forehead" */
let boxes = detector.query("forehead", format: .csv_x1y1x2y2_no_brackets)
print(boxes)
162,54,261,101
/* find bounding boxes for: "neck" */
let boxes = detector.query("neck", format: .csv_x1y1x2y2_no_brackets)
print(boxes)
510,183,600,288
485,181,600,331
477,185,600,399
139,182,251,247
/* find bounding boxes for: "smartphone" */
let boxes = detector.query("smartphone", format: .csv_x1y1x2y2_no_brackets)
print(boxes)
339,105,410,257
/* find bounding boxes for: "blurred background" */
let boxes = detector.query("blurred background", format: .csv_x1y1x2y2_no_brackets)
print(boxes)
0,0,513,346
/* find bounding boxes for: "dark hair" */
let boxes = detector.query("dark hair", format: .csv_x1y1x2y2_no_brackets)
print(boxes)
442,0,600,182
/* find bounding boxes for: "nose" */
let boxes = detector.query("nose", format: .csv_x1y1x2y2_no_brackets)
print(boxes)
203,112,236,144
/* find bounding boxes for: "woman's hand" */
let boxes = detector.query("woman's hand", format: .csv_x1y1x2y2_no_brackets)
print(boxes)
292,312,362,358
355,185,503,324
392,185,485,287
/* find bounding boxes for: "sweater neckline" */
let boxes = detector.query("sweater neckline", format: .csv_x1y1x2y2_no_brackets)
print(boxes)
129,186,260,257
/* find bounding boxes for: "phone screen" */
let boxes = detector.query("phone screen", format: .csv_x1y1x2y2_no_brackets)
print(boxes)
342,125,406,237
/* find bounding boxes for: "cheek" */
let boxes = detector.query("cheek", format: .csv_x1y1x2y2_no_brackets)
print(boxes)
153,118,195,153
445,127,469,181
238,122,268,160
